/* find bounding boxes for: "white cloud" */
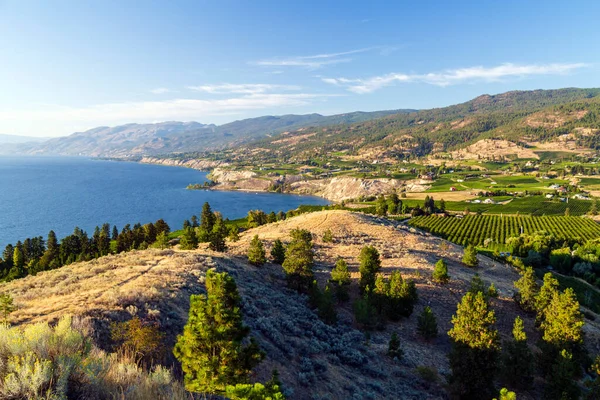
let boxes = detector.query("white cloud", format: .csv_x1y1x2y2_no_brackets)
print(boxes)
150,87,171,94
252,48,373,69
322,62,590,93
187,83,300,94
0,93,337,135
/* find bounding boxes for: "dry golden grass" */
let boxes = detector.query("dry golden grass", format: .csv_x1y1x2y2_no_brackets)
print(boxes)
2,210,600,399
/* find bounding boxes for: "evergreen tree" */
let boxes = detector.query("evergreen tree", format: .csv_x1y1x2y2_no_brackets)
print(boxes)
541,288,584,349
154,219,170,235
190,215,199,228
180,227,199,250
493,388,517,400
153,231,169,249
432,258,449,283
536,272,559,321
322,229,333,243
417,306,438,339
112,225,119,241
317,284,337,325
462,244,478,267
358,246,381,293
270,239,285,265
501,317,533,389
514,266,539,312
281,229,314,292
247,235,266,266
267,211,277,224
448,291,500,400
0,293,16,322
200,202,216,233
388,271,418,319
544,349,581,400
330,257,351,285
228,226,240,242
353,290,377,330
468,273,487,297
487,282,498,298
174,270,264,394
387,332,403,360
209,214,228,252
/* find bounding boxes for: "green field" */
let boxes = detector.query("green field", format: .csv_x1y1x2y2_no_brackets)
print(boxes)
409,214,600,247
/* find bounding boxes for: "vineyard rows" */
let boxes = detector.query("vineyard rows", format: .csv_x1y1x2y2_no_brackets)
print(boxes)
409,215,600,247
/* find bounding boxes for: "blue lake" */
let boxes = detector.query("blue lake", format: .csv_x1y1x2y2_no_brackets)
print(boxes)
0,157,328,248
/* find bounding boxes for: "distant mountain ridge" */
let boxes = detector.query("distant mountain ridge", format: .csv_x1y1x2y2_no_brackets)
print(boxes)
7,110,409,157
226,87,600,162
0,134,50,144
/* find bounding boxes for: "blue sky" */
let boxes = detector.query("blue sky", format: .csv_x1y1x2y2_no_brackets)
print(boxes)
1,0,599,137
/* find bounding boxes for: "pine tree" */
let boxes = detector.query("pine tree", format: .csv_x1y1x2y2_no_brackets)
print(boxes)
228,226,240,242
322,229,333,243
180,227,199,250
153,231,169,249
173,270,264,394
493,388,517,400
541,288,584,348
282,229,314,292
191,215,199,228
200,202,216,233
417,306,438,339
501,317,533,389
514,266,539,312
330,257,351,285
0,293,16,322
432,258,449,283
448,291,500,400
468,273,487,297
488,282,498,298
388,271,418,319
112,225,119,241
358,246,381,293
353,290,377,330
270,239,285,264
317,284,337,325
536,272,559,321
544,349,581,400
387,332,403,360
462,244,478,267
247,235,266,266
209,215,228,252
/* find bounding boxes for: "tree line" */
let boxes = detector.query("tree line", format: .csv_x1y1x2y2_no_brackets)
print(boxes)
0,219,171,283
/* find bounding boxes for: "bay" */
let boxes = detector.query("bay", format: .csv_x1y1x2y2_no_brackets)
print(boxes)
0,157,328,248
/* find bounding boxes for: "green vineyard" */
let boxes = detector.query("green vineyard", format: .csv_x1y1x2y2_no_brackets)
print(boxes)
409,215,600,247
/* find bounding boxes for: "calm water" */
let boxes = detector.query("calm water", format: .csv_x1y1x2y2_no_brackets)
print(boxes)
0,157,328,248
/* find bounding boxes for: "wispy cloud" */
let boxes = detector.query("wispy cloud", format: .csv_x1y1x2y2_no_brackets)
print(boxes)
252,48,373,69
0,93,338,134
322,62,590,93
150,87,172,94
187,83,300,94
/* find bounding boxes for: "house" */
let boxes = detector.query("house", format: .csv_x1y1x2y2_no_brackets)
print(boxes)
573,194,591,200
545,194,554,199
483,198,495,204
549,184,560,189
472,199,482,204
457,179,464,183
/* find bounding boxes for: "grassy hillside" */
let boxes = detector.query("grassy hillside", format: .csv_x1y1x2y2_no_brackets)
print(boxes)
204,88,600,164
3,210,599,399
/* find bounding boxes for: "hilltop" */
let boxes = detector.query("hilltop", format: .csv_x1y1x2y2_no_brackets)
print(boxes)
3,210,598,399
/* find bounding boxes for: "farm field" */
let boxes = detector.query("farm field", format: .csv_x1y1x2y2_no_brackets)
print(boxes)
404,195,593,216
409,214,600,247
